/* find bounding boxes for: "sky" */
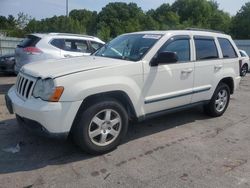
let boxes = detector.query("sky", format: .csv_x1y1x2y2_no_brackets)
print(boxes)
0,0,249,20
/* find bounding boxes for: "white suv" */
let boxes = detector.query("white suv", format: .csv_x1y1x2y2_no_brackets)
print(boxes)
6,29,241,154
15,33,105,73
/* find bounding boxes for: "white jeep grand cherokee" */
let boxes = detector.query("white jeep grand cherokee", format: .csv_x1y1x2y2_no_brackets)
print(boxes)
6,29,241,154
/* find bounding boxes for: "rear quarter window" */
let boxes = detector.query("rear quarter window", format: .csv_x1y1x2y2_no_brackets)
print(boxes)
51,39,65,50
194,38,218,60
218,38,238,58
18,35,41,48
90,41,104,51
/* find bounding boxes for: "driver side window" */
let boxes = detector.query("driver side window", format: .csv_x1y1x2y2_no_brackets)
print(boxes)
159,38,190,62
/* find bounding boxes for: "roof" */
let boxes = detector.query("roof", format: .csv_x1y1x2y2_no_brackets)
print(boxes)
29,33,104,43
127,29,231,38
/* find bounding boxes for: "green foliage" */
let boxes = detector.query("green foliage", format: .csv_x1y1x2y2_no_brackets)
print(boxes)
25,16,85,34
0,1,250,40
230,2,250,39
97,2,145,39
16,12,31,29
69,9,98,34
147,4,180,30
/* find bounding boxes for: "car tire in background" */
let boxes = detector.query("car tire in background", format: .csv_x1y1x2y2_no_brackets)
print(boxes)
241,64,248,77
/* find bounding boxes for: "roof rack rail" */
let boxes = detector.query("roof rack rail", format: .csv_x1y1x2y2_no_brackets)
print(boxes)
49,33,96,39
185,28,225,34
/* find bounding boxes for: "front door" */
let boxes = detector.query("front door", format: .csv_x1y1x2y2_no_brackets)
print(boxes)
143,36,194,114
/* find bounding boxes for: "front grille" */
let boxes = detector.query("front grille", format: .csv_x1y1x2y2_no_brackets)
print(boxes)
16,73,36,100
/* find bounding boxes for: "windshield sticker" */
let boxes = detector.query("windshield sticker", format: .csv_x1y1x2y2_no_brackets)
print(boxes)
142,35,162,39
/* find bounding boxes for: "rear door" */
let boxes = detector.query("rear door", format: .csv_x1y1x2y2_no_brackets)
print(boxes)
191,36,223,103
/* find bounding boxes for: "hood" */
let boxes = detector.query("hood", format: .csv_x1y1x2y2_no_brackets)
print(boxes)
21,56,127,79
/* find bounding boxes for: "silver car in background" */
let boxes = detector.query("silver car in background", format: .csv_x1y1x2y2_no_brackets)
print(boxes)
15,33,105,73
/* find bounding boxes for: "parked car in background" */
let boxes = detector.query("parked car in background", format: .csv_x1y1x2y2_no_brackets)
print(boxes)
0,53,15,74
15,33,105,73
239,50,250,76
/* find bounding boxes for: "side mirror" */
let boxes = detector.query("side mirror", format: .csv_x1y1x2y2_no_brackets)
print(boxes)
150,51,178,66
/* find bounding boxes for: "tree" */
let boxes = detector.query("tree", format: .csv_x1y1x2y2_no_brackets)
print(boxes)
16,12,31,29
0,15,17,30
97,2,145,40
25,16,85,34
171,0,231,32
172,0,214,27
147,4,180,30
209,10,231,33
0,16,8,30
69,9,98,34
230,2,250,39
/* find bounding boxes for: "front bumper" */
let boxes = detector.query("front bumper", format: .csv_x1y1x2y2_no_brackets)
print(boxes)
6,86,82,136
16,115,68,139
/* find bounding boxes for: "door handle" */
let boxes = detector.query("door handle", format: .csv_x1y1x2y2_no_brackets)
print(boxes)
181,68,193,74
214,65,223,70
64,54,73,58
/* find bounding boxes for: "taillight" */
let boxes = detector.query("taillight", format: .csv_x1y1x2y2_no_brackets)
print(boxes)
24,47,42,55
239,59,242,75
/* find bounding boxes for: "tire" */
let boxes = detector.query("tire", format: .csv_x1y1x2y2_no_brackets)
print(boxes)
73,99,128,155
241,64,248,77
204,83,230,117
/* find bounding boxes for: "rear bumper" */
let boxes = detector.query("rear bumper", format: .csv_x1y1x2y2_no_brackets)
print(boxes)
235,76,241,90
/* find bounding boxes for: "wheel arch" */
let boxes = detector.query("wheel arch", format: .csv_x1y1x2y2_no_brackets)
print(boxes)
70,90,137,132
218,77,234,94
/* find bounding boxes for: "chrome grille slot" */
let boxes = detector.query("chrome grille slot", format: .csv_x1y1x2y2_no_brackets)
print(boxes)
15,73,36,100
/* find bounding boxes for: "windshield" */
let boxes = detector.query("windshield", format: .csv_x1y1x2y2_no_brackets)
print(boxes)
93,34,162,61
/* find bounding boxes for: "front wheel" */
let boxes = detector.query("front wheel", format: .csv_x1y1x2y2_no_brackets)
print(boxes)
204,83,230,117
73,99,128,155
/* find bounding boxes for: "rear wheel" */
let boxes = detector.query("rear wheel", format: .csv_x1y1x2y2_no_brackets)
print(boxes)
73,99,128,155
204,83,230,117
241,64,248,77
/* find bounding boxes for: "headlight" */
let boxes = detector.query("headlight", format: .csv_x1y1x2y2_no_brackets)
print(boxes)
33,78,64,102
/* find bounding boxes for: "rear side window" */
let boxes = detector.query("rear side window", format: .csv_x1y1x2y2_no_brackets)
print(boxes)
17,35,41,48
195,38,218,60
218,38,237,58
51,39,65,49
51,39,92,53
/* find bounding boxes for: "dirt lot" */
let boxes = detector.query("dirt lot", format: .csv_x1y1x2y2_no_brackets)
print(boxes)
0,74,250,188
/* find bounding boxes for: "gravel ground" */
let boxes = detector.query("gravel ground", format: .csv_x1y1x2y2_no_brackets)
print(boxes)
0,74,250,188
